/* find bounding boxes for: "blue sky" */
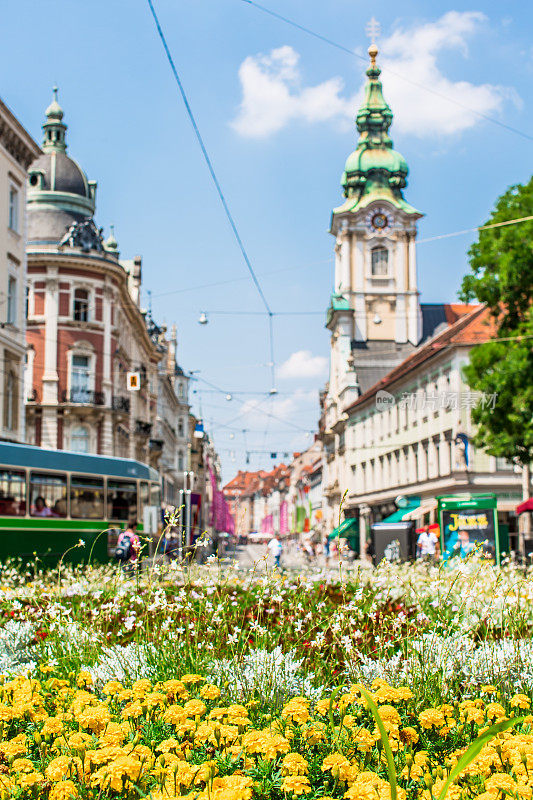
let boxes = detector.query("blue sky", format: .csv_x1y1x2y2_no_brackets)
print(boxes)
2,0,531,481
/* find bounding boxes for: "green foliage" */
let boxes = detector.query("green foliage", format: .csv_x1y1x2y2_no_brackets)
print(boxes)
464,314,533,464
459,177,533,465
460,177,533,331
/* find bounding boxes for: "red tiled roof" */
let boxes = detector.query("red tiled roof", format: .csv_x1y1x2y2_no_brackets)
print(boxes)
344,305,495,414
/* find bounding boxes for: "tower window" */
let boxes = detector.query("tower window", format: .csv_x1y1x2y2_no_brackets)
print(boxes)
73,288,89,322
371,247,389,276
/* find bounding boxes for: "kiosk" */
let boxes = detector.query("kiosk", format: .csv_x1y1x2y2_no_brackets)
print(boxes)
437,493,503,564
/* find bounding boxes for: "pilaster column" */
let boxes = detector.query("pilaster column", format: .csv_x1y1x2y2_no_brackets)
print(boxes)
102,286,113,407
42,273,59,404
340,230,350,291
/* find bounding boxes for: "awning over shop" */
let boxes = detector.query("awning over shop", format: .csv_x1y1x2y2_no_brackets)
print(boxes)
381,498,420,522
402,499,437,521
517,498,533,514
329,518,359,540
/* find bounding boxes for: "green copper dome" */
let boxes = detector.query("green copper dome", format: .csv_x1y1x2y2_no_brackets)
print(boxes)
333,45,419,217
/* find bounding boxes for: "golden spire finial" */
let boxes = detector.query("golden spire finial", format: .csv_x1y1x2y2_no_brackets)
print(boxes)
365,17,381,66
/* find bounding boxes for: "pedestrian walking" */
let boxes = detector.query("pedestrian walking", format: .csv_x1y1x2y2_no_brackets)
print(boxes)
115,520,141,570
267,532,282,569
416,525,439,562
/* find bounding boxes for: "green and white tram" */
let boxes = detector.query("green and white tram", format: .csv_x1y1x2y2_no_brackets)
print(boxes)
0,442,161,565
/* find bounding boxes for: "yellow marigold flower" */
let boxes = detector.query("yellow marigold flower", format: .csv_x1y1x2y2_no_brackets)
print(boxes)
45,756,82,782
132,678,152,695
511,694,531,709
163,704,187,725
193,760,218,784
418,708,447,729
399,726,419,745
316,698,334,716
17,771,44,789
66,731,92,751
322,753,350,772
42,716,64,736
486,703,506,721
303,722,326,744
282,699,310,724
353,728,377,753
281,753,309,776
181,674,206,685
77,704,111,733
200,683,221,700
75,671,93,688
480,685,497,694
183,699,207,718
163,679,189,700
157,738,181,753
102,680,124,696
49,781,79,800
261,733,291,760
90,755,144,792
281,774,311,795
11,758,35,773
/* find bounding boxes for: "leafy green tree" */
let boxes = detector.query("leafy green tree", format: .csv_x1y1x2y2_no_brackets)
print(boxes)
459,178,533,517
461,177,533,333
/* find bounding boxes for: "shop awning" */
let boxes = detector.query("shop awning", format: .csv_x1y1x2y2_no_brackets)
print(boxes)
381,498,421,523
402,499,437,521
517,498,533,514
329,518,359,540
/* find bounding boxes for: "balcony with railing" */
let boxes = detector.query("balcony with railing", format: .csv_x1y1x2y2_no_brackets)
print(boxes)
135,419,152,437
112,395,130,413
61,389,105,405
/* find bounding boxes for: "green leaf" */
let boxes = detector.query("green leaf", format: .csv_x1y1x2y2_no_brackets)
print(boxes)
436,716,524,800
358,686,397,800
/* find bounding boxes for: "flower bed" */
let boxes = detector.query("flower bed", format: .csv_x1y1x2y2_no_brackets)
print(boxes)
0,669,531,799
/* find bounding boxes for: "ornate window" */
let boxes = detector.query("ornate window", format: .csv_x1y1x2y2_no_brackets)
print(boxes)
7,276,17,325
73,288,89,322
371,247,389,276
70,425,90,453
177,450,184,471
3,359,18,432
8,186,18,232
71,354,91,402
177,417,185,438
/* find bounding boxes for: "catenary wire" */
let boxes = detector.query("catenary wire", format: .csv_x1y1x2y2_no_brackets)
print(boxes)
145,0,277,388
240,0,533,143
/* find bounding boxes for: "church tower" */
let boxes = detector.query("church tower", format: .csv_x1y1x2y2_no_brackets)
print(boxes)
326,42,423,412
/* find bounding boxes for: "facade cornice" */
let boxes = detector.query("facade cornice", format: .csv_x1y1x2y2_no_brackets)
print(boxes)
0,98,41,169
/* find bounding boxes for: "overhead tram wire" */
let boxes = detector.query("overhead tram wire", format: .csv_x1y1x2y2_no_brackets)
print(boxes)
240,0,533,143
145,0,277,388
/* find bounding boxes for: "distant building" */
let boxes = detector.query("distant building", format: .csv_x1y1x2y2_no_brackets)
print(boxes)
0,97,40,443
25,91,161,463
153,324,190,505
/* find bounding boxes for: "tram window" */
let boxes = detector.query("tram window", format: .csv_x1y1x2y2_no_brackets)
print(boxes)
70,476,104,519
30,472,67,517
150,483,161,508
107,480,137,521
139,481,149,516
0,470,26,516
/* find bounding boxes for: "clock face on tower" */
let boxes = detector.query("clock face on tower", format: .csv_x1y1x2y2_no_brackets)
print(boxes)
365,207,394,234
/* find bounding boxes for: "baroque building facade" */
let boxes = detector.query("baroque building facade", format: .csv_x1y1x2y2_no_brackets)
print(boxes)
24,93,163,465
0,97,40,443
320,45,521,549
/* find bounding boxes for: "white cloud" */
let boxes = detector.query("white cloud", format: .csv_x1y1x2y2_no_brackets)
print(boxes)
231,45,354,138
278,350,328,380
231,12,519,139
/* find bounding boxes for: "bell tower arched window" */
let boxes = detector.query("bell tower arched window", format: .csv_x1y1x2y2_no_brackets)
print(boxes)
371,247,389,276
